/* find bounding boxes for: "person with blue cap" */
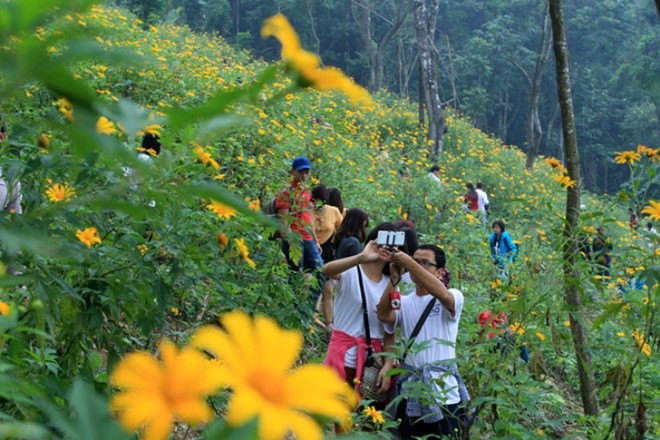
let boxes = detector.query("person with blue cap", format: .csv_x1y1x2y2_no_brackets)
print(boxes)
276,156,324,312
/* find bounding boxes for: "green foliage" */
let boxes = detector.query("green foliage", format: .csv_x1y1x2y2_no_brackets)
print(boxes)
0,1,657,439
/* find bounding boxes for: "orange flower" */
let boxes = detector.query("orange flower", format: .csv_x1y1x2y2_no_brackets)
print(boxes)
614,151,641,165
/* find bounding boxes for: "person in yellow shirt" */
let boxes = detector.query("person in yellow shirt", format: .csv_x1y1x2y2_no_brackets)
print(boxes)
311,185,343,329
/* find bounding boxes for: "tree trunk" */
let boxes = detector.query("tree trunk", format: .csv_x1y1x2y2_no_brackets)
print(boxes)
352,0,411,91
525,3,552,169
413,0,445,157
549,0,600,416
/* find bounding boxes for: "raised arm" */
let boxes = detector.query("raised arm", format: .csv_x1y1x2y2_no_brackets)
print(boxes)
321,240,381,280
391,251,456,315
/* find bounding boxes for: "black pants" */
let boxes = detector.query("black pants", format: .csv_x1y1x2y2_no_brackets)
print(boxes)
396,400,463,439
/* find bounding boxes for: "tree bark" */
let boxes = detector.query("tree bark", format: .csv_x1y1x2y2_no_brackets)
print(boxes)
549,0,600,416
413,0,445,157
525,2,552,169
352,0,411,91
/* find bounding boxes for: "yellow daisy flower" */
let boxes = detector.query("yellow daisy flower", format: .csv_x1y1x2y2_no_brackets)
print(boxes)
75,226,101,248
195,146,220,169
110,340,226,440
190,311,355,440
0,300,10,316
510,322,525,335
614,151,641,165
261,14,371,106
553,173,576,188
55,97,74,121
363,406,384,424
45,182,76,202
206,199,236,220
234,238,256,268
641,200,660,222
96,116,117,135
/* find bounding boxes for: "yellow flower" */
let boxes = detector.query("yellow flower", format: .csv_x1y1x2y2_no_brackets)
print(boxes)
137,146,158,157
553,174,576,188
564,320,571,327
234,238,256,268
96,116,117,135
195,146,220,169
544,157,563,170
247,199,261,211
110,340,225,440
363,406,384,424
641,343,651,357
45,182,76,202
535,332,545,341
617,332,625,337
55,97,74,121
261,14,371,106
136,244,148,256
641,200,660,222
138,124,161,137
75,227,101,248
490,279,502,289
614,151,641,165
0,300,9,316
190,311,355,440
510,322,525,335
207,199,236,220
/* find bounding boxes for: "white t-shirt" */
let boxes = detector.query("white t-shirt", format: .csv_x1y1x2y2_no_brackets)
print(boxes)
476,188,489,212
384,289,465,405
428,172,442,188
333,265,390,368
399,272,416,296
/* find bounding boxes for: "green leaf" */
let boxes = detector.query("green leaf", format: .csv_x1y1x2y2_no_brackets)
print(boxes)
592,302,625,329
0,422,49,440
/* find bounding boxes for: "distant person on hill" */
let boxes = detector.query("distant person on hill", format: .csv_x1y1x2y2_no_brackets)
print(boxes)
645,221,657,235
276,156,324,312
328,187,346,217
476,182,490,225
0,113,6,143
489,220,517,281
628,207,639,231
334,208,369,260
464,183,479,214
592,226,612,277
428,165,442,188
311,184,344,329
0,115,22,215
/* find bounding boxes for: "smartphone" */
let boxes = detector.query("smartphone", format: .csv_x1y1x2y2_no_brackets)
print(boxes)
376,230,405,247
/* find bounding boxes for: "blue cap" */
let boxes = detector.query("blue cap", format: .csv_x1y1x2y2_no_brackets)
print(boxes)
292,156,311,171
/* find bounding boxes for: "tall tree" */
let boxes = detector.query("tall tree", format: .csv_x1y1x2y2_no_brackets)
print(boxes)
520,2,552,169
549,0,600,416
413,0,445,157
351,0,412,91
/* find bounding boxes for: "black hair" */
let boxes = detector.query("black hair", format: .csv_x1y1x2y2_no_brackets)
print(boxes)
398,226,419,256
477,182,484,189
647,222,653,229
466,183,475,190
327,187,344,213
417,244,446,269
492,219,506,232
311,184,329,204
334,208,369,245
429,165,440,173
141,133,161,155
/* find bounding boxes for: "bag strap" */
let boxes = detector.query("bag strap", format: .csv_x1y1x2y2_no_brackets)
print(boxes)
356,266,373,358
401,297,436,362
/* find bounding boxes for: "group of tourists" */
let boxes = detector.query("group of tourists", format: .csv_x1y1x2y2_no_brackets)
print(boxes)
273,156,482,438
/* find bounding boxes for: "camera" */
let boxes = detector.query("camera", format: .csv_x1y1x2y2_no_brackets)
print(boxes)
390,291,401,310
376,230,405,247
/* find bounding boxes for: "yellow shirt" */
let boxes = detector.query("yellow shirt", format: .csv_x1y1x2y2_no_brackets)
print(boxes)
312,205,343,245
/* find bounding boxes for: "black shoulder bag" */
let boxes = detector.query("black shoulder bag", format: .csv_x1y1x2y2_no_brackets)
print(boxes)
401,297,437,363
357,266,389,402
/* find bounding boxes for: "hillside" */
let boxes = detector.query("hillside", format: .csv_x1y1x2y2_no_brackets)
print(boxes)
0,2,657,439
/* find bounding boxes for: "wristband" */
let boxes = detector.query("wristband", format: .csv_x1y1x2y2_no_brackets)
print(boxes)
389,291,401,310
